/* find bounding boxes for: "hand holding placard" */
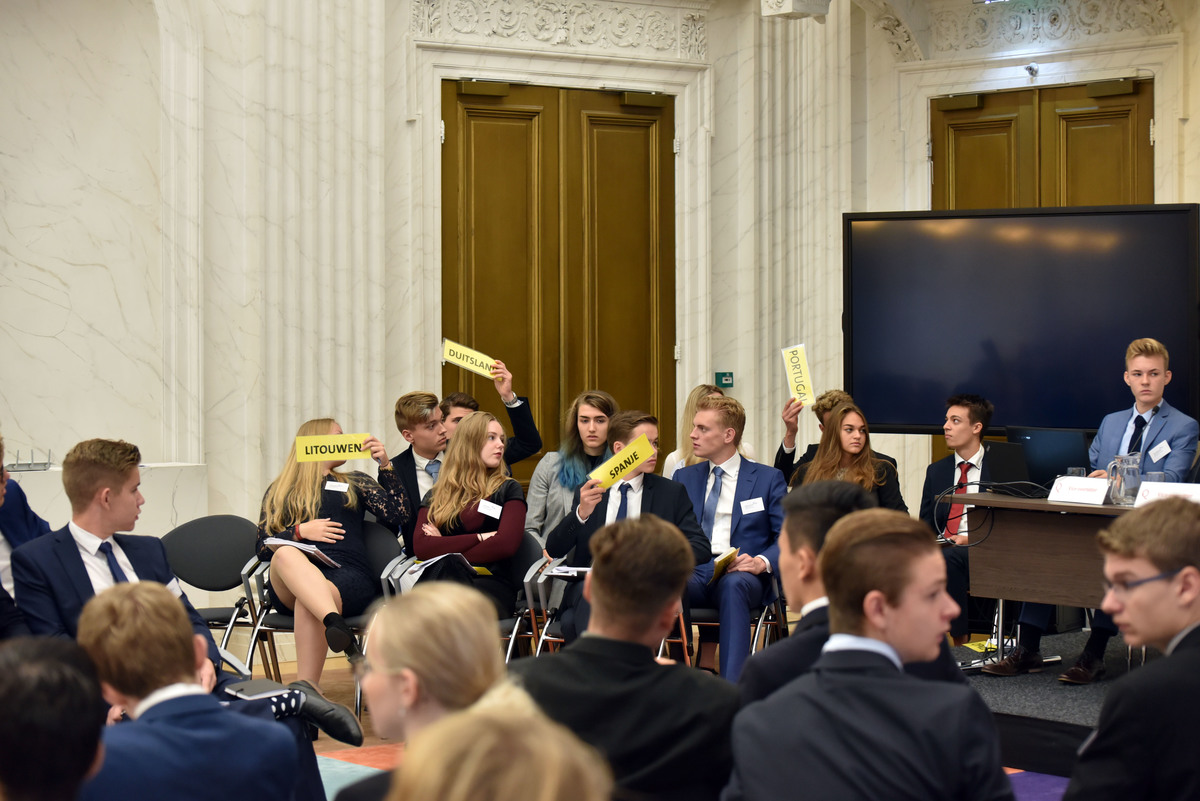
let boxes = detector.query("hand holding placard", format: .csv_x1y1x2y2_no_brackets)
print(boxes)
587,434,656,490
295,434,373,463
780,343,815,406
442,338,498,379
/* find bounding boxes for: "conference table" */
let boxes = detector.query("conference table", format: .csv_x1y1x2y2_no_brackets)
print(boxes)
949,493,1132,664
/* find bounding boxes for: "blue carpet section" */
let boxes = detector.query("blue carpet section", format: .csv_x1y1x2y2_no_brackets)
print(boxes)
1011,771,1069,801
318,755,384,800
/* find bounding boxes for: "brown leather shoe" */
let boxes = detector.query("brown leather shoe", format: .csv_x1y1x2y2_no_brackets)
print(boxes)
1058,651,1107,685
981,646,1044,676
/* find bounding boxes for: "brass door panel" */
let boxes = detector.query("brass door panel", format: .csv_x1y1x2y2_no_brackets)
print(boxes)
442,83,676,478
931,90,1036,210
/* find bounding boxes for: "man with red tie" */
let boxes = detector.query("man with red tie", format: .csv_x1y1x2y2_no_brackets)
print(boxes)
918,394,994,646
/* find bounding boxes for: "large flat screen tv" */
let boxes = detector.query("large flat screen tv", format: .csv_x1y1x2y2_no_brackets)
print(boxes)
843,204,1199,434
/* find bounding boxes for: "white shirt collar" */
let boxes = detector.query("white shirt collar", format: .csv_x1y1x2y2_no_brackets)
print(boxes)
616,473,645,493
68,520,113,556
710,452,741,479
822,632,903,671
799,596,830,618
958,443,985,469
132,682,208,719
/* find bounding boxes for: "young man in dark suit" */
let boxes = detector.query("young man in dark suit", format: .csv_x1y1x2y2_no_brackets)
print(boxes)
439,359,542,467
391,391,448,552
675,395,787,682
724,509,1014,801
1063,497,1200,800
77,581,298,801
738,481,965,706
513,515,739,801
11,438,359,782
918,393,994,644
545,411,708,639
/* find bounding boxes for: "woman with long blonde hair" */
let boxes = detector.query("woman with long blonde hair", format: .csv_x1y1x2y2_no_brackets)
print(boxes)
524,389,618,545
413,411,526,616
257,418,409,688
790,402,907,512
337,583,542,801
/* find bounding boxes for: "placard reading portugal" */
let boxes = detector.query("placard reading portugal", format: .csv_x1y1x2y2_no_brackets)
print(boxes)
780,343,815,406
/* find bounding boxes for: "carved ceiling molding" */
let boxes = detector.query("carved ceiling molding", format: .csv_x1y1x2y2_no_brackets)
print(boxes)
409,0,709,62
854,0,926,62
930,0,1176,55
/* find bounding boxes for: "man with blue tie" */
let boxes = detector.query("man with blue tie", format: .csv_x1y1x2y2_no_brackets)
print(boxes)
546,411,708,640
675,395,787,681
985,338,1199,684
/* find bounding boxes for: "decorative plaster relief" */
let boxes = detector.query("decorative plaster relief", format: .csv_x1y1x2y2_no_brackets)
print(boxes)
856,0,924,62
410,0,708,61
931,0,1175,54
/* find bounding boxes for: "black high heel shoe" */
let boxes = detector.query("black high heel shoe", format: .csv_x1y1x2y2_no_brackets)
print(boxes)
323,612,363,659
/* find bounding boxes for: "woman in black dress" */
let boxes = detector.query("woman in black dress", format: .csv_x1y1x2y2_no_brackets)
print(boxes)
258,417,409,687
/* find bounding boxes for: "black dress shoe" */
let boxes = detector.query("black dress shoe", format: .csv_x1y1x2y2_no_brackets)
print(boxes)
1058,651,1107,685
289,680,363,746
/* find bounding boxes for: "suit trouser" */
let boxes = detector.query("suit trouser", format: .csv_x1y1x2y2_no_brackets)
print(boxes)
685,561,767,683
943,545,970,638
1018,602,1117,644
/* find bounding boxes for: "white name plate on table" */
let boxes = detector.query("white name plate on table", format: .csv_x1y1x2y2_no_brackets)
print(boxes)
1048,476,1110,505
1134,482,1200,507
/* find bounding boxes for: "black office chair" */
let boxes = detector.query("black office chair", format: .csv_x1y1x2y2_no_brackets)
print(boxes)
500,531,550,662
161,514,263,667
687,572,789,667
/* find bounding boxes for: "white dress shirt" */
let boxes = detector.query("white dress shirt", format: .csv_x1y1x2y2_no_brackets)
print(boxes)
413,451,440,502
69,521,140,593
952,443,985,538
705,453,741,556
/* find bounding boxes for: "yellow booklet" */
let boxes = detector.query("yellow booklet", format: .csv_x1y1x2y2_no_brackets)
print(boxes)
709,547,739,584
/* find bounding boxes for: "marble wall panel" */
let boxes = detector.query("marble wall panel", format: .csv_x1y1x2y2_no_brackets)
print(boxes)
0,0,165,461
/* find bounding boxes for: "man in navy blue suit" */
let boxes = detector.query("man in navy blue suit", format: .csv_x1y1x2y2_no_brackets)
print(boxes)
986,338,1199,684
77,581,298,801
675,395,786,682
0,433,47,639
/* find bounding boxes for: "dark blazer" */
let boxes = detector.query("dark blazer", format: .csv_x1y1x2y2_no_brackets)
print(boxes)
502,396,542,466
0,583,29,640
775,444,896,486
737,605,966,706
791,460,907,514
724,649,1014,801
1063,626,1200,801
1088,399,1199,482
674,459,786,572
12,527,221,665
918,448,994,535
0,479,51,549
545,473,710,567
389,447,422,554
80,694,298,801
512,635,739,801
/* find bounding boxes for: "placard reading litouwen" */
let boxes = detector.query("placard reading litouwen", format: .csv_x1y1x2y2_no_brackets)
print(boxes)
442,338,497,379
780,343,815,406
295,434,373,463
588,434,655,490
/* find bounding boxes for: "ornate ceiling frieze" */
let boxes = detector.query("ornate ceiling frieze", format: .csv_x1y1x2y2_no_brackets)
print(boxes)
930,0,1175,54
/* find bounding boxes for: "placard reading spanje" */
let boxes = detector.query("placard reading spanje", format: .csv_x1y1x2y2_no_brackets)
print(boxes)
780,343,815,406
295,434,373,463
588,434,655,490
442,338,497,379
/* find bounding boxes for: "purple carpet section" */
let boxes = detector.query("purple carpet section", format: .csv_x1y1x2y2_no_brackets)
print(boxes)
1011,771,1069,801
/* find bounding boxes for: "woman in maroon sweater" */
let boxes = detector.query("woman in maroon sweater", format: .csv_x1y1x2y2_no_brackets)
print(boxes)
414,412,526,616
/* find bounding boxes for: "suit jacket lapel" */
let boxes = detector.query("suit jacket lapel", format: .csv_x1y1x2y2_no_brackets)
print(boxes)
731,462,755,537
52,528,95,611
1143,404,1169,456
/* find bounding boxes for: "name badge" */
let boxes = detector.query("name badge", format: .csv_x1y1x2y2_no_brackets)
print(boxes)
325,480,349,492
740,497,765,515
1148,440,1171,463
1048,476,1108,505
478,499,503,519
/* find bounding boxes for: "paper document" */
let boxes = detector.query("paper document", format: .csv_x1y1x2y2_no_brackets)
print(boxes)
709,547,739,584
264,537,341,568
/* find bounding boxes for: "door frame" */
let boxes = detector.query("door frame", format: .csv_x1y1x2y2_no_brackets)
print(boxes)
896,38,1182,210
393,42,713,403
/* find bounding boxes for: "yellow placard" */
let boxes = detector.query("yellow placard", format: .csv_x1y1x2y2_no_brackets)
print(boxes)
587,434,656,490
780,343,815,406
442,338,497,379
295,434,373,463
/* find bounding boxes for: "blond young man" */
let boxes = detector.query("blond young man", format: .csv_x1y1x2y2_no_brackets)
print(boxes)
77,582,297,801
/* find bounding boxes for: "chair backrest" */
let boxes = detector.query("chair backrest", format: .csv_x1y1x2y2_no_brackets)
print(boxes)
508,531,545,588
162,514,260,592
362,521,404,575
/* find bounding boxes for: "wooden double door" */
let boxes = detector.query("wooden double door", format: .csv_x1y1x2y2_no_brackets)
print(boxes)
931,79,1154,210
441,82,676,482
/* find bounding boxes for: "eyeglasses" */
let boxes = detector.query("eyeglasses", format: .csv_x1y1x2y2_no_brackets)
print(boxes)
351,655,404,681
1102,569,1181,597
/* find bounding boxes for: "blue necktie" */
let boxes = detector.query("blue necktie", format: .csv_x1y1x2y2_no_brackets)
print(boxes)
425,460,441,482
97,541,129,583
1127,415,1148,455
616,483,631,521
701,466,724,538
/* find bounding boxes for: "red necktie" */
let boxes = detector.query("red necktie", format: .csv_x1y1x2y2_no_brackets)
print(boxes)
946,461,971,536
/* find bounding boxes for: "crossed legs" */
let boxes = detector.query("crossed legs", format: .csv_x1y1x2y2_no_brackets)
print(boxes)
269,547,345,687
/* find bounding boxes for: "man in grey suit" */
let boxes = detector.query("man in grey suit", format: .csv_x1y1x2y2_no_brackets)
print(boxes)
724,508,1013,801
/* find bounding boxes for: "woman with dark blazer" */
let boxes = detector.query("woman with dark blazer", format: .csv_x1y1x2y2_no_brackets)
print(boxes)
790,402,907,513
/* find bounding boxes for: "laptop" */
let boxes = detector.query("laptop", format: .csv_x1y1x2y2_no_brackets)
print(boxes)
1005,426,1092,488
